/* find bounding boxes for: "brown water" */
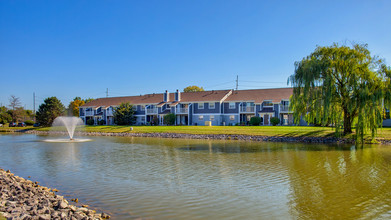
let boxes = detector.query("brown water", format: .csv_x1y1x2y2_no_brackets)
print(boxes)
1,133,391,219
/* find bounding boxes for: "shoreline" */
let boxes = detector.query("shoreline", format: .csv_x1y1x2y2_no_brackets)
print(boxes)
5,129,379,145
0,168,110,220
2,129,390,144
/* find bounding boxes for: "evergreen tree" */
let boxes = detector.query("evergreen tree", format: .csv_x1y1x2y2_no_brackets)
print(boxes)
113,103,136,125
36,97,65,126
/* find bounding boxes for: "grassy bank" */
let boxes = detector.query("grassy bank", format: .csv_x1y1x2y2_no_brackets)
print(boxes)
3,125,391,141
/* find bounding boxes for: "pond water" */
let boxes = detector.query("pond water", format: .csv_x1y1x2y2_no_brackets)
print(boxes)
1,133,391,219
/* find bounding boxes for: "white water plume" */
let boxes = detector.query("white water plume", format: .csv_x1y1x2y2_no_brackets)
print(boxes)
52,116,84,140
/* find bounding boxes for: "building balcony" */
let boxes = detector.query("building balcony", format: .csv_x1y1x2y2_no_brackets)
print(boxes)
176,108,189,114
280,105,291,112
146,108,158,114
240,106,255,113
85,111,94,116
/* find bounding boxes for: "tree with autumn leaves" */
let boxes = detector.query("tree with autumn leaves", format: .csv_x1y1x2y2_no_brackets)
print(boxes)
68,97,94,116
183,85,204,92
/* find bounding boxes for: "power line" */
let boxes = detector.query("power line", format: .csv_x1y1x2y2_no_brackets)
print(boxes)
204,80,235,89
240,80,286,84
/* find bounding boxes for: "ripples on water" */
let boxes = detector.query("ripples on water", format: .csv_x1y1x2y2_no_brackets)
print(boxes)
1,133,391,219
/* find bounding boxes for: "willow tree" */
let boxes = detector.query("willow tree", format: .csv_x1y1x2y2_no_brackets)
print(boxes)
288,43,391,142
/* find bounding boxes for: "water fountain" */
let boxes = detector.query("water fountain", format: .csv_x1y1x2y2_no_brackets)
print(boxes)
44,116,92,142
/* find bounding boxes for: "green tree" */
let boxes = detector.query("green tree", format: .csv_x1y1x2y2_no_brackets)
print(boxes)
24,109,35,121
84,98,94,104
36,97,65,126
289,43,391,142
0,106,12,124
163,113,176,125
113,103,136,125
183,85,205,92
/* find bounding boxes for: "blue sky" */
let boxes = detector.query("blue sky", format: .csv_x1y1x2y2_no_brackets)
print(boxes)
1,0,390,110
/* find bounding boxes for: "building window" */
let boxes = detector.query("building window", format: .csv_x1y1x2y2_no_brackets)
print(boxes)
199,115,204,120
229,102,235,109
210,115,214,121
198,103,204,109
141,116,145,121
230,115,235,121
140,105,145,111
209,102,215,109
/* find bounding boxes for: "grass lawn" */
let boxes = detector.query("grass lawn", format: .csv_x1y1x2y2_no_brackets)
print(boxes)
2,124,391,141
84,125,339,137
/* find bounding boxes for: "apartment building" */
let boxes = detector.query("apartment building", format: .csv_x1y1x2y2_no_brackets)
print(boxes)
79,88,295,126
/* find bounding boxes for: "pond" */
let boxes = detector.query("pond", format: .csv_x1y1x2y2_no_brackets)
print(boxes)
1,133,391,219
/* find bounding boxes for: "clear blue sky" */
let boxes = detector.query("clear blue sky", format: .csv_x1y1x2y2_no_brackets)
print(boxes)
1,0,390,110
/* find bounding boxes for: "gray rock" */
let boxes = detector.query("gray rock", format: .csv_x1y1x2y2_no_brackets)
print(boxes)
78,207,89,213
101,212,110,219
1,169,108,220
58,201,68,209
60,212,68,219
38,214,51,220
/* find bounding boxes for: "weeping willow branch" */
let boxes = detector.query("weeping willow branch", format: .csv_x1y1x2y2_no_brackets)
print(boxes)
288,43,391,143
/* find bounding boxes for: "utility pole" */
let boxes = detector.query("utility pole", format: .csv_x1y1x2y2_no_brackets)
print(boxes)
106,88,109,97
33,92,36,122
236,75,239,90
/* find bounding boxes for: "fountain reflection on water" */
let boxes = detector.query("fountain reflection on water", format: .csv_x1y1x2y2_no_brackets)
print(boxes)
43,116,92,142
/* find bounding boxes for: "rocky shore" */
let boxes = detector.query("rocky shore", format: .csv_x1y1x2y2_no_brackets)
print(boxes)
0,168,110,220
3,129,390,144
24,130,359,144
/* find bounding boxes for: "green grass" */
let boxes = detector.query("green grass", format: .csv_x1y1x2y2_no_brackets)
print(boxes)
2,124,391,141
84,125,338,137
0,125,36,132
81,125,391,141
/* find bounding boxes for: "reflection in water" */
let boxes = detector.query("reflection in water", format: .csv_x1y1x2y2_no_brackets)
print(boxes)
283,147,391,219
1,134,391,219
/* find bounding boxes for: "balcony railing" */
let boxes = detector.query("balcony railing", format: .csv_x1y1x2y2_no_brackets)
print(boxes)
106,110,113,116
240,106,255,112
176,108,189,114
280,105,290,112
147,108,158,114
85,111,94,116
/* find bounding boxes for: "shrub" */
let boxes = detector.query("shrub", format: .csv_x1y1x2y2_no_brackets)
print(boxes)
24,120,35,126
270,117,280,126
152,117,159,126
98,119,106,125
163,113,176,125
249,116,261,126
86,118,94,126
